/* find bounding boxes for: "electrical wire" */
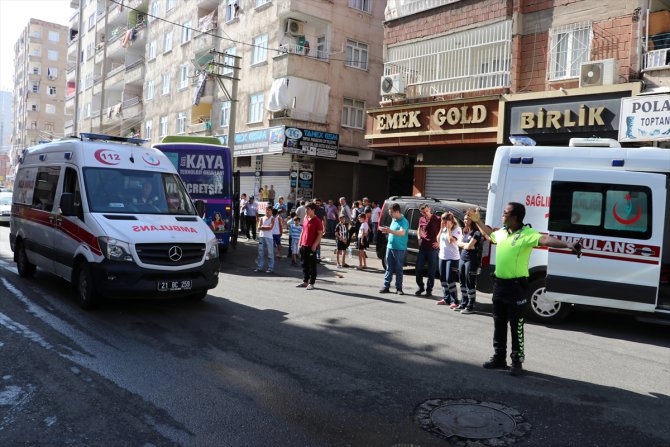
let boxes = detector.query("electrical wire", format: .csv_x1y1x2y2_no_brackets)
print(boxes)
106,0,396,68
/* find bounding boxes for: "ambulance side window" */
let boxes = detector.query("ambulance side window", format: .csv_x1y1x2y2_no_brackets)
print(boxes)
62,167,82,210
31,166,60,211
549,181,652,240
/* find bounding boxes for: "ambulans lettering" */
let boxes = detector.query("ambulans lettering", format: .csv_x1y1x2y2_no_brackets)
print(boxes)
553,235,659,257
525,194,550,207
94,149,121,165
132,225,198,233
185,154,224,170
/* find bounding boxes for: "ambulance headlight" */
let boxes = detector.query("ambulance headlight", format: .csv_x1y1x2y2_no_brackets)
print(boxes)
98,237,133,262
206,237,219,260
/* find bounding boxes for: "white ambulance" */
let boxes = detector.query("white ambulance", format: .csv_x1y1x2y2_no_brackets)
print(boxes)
10,133,220,309
483,138,669,323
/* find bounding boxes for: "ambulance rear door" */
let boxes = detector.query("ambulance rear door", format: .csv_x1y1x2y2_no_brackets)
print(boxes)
545,168,666,313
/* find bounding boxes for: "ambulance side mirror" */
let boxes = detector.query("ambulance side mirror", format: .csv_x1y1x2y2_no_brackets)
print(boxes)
60,193,83,220
194,200,206,218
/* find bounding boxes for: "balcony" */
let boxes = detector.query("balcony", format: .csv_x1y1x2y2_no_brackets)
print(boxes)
643,48,670,71
193,32,217,54
102,96,142,125
273,49,329,82
385,0,460,21
125,61,145,86
105,63,126,87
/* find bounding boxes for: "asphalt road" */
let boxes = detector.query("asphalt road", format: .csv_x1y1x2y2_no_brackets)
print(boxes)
0,226,668,446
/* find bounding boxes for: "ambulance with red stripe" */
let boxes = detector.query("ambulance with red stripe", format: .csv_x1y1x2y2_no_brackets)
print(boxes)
484,138,669,323
10,133,220,309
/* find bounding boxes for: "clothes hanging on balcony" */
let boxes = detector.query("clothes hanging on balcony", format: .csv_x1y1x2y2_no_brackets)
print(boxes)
193,73,207,106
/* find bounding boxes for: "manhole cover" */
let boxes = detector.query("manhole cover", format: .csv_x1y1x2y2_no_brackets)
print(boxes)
415,398,531,446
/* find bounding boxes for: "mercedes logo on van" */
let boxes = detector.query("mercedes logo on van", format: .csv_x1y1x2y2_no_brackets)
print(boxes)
168,246,183,262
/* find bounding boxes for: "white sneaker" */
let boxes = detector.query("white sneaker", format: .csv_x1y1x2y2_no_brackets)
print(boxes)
306,284,315,290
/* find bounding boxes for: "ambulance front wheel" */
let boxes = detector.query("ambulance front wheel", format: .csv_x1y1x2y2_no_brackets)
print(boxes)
16,240,36,278
75,261,98,310
525,276,571,323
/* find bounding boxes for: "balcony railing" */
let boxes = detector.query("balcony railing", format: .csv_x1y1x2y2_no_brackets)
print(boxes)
385,0,462,21
643,48,670,71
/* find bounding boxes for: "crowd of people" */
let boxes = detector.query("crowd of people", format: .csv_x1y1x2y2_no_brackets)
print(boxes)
235,194,582,376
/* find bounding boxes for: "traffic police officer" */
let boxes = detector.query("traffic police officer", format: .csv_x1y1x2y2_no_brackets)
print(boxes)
467,202,580,376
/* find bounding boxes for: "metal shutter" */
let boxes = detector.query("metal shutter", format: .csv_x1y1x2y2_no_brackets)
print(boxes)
424,166,492,207
259,153,292,200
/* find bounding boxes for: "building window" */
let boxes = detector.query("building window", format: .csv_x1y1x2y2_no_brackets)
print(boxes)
177,112,186,134
342,98,365,129
226,0,238,21
47,86,56,96
32,83,39,93
346,39,368,70
179,64,189,89
549,23,591,80
159,116,168,137
164,32,173,53
148,40,157,60
45,122,54,132
348,0,371,13
47,50,59,61
162,73,170,95
316,35,328,60
47,67,58,79
45,104,56,114
145,119,153,140
252,34,268,65
48,31,60,42
223,47,236,75
88,13,95,30
181,21,192,43
149,1,159,22
166,0,176,12
248,93,264,123
220,101,231,127
146,79,154,100
256,0,270,7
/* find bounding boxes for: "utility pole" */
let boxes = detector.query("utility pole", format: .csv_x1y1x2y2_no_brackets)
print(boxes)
73,0,84,136
205,49,240,153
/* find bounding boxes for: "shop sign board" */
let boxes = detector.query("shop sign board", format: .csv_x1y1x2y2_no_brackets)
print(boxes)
507,96,622,136
283,127,339,159
223,126,285,157
374,104,489,132
618,95,670,142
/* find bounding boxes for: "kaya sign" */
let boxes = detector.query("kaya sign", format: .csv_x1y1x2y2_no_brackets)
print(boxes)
619,95,670,142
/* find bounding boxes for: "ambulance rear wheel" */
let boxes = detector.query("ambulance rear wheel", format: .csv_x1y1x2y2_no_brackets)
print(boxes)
525,277,571,323
75,262,98,310
16,241,36,278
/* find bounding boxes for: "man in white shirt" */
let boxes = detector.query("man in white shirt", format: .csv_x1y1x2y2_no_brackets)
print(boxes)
254,207,275,273
370,200,381,244
295,200,307,223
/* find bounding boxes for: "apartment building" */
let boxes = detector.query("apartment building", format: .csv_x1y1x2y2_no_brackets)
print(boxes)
367,0,670,205
66,0,148,138
10,19,68,181
140,0,387,202
0,91,11,188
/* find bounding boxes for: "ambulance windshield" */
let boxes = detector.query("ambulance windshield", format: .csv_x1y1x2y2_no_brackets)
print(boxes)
83,168,197,215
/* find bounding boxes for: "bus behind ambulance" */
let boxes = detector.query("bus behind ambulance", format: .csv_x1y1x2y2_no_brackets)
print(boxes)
10,133,220,309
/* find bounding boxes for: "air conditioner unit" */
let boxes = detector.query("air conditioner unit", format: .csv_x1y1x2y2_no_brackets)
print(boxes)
380,73,405,96
579,59,617,87
285,19,304,37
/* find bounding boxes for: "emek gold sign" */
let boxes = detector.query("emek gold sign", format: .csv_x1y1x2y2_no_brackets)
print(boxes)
376,105,488,131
